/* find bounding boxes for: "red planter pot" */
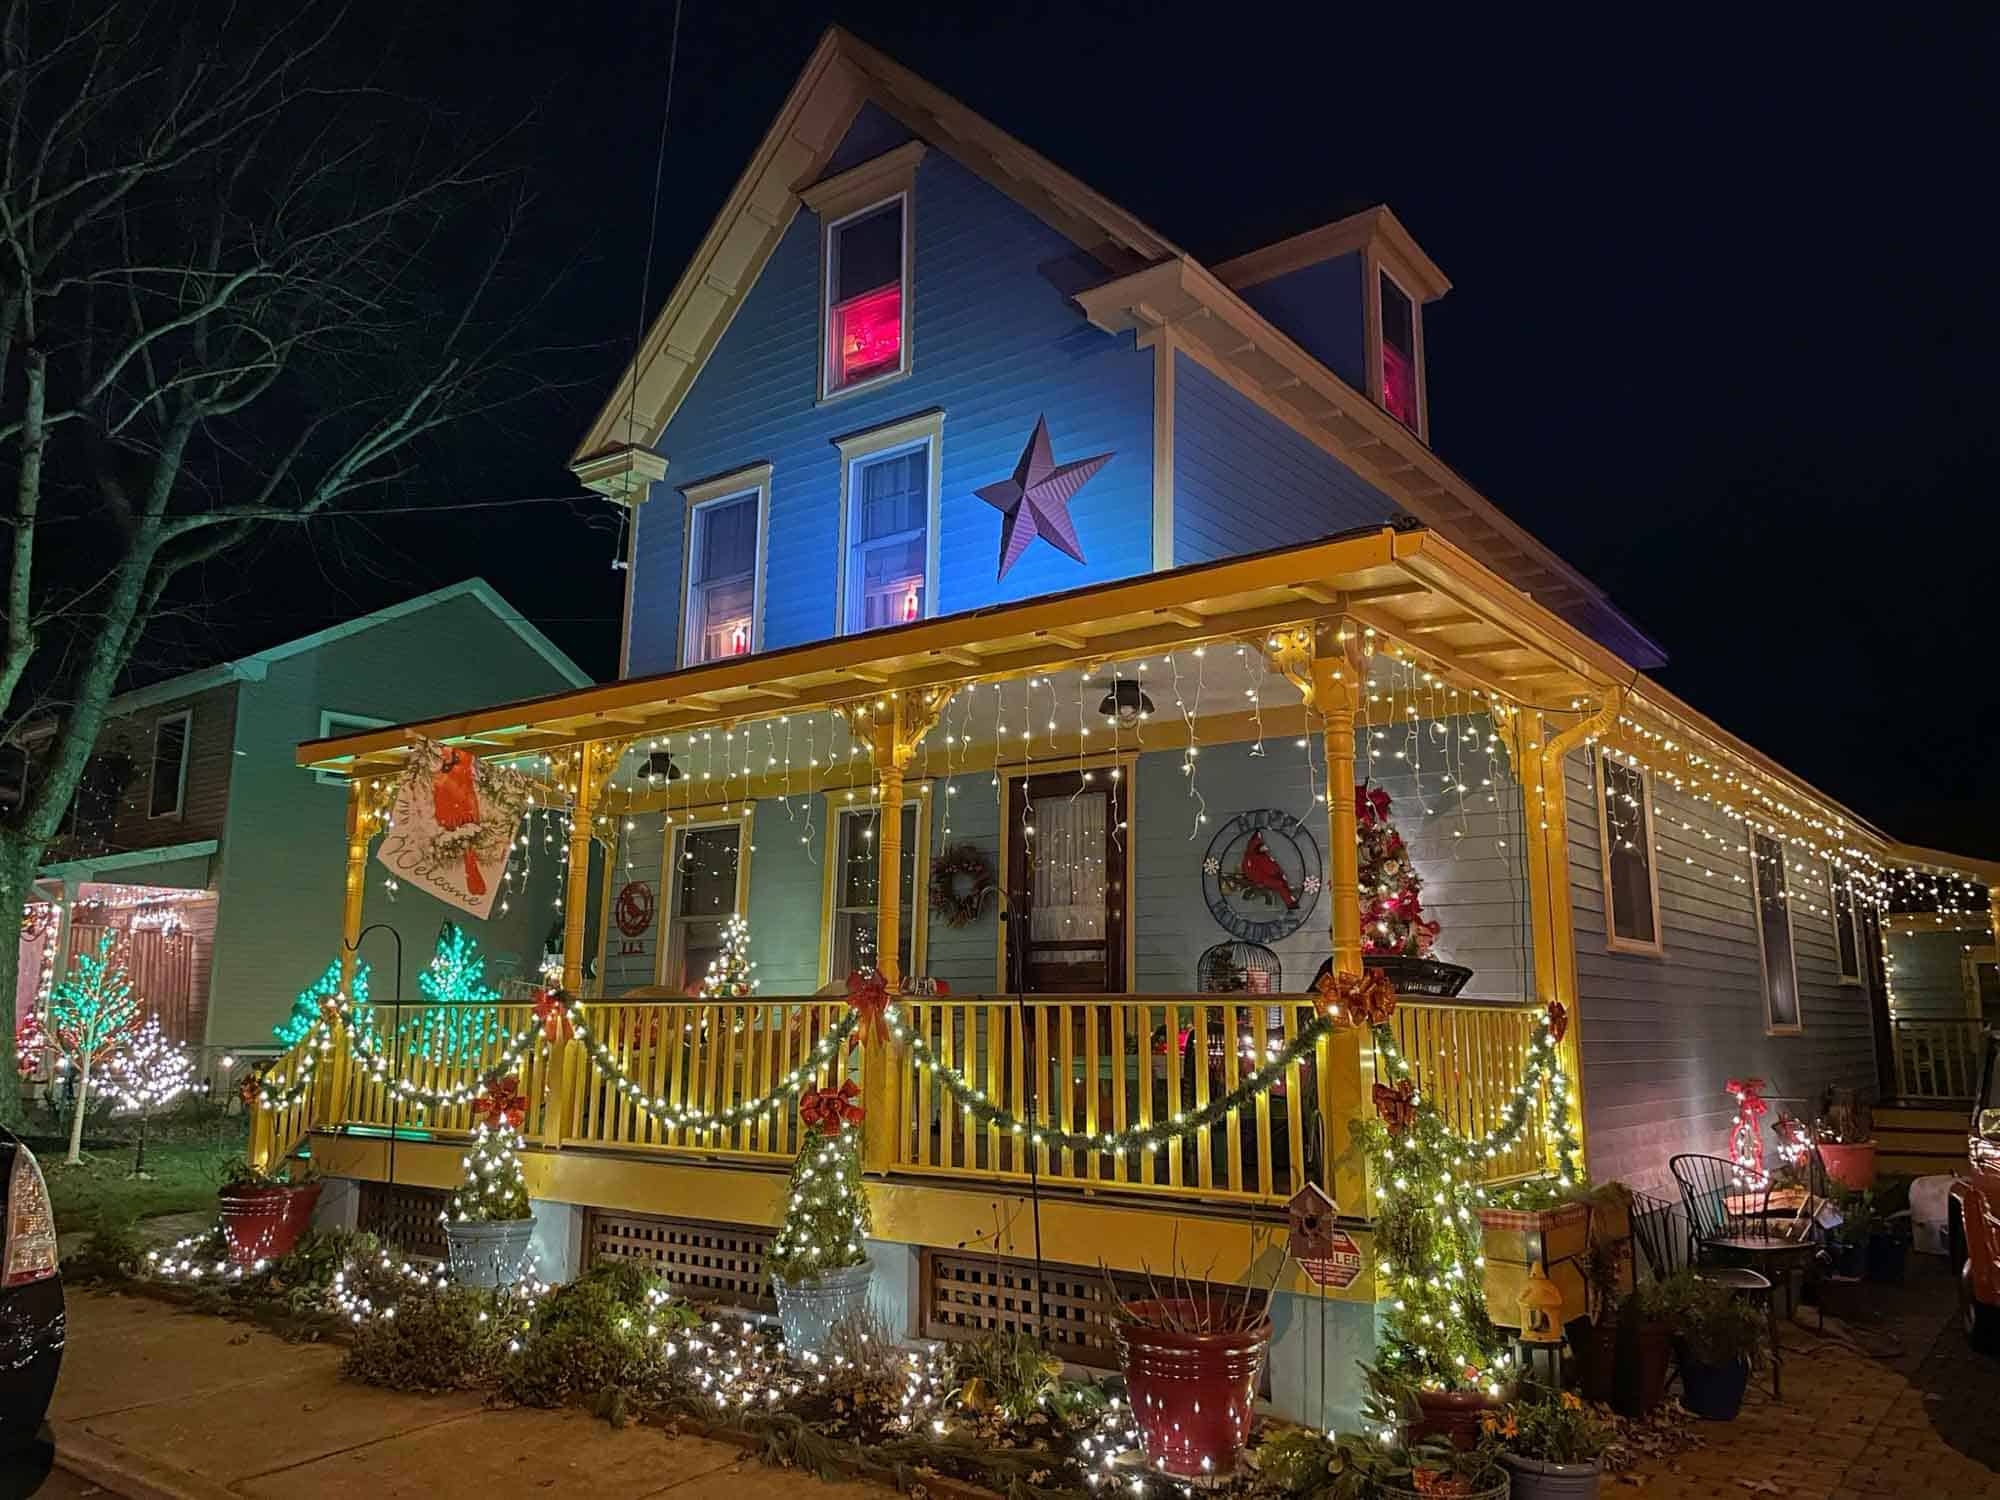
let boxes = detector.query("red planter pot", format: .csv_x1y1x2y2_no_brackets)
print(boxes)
1411,1387,1506,1449
218,1182,321,1265
1115,1299,1270,1478
1818,1143,1876,1191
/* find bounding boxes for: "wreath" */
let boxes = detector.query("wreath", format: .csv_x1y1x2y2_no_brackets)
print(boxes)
928,843,994,928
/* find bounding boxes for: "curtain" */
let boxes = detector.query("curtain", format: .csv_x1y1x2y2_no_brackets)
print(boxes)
1029,793,1106,946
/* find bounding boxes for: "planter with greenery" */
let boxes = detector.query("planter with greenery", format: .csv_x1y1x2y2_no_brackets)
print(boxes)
1613,1276,1674,1419
444,1080,536,1287
1816,1090,1875,1190
1111,1285,1271,1477
1253,1423,1509,1500
1487,1389,1613,1499
767,1083,872,1353
1649,1270,1764,1420
217,1157,320,1264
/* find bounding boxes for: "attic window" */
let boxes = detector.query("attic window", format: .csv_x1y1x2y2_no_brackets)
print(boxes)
1378,270,1420,432
825,197,907,395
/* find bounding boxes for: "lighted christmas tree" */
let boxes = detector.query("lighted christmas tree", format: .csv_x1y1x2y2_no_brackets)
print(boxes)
404,924,503,1063
698,913,758,999
14,1009,47,1079
50,932,142,1164
105,1016,198,1175
767,1081,869,1284
448,1077,531,1224
1356,784,1439,958
274,957,373,1047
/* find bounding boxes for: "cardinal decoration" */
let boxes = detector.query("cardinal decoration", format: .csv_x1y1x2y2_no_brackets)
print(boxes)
377,737,533,919
845,969,891,1048
533,987,575,1045
1313,966,1398,1026
974,415,1111,580
476,1075,529,1131
1544,1000,1568,1046
799,1079,864,1132
1373,1077,1418,1133
1356,784,1439,958
1237,831,1299,910
1725,1076,1769,1187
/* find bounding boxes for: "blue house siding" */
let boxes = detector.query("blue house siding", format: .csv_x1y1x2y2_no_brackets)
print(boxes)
1171,353,1398,567
626,146,1156,677
1235,256,1366,392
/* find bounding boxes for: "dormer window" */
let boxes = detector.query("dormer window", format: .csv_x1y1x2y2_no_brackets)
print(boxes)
802,141,924,402
1378,270,1420,432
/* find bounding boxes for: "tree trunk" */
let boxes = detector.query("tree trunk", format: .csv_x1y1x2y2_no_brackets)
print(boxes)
133,1111,149,1177
0,842,33,1130
66,1051,91,1164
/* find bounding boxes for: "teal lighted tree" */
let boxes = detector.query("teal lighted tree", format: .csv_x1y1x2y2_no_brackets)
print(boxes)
402,924,504,1063
50,933,142,1164
273,958,373,1047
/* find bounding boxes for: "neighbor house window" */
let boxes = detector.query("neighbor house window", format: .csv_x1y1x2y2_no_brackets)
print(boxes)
1829,862,1862,984
824,197,907,395
825,802,919,982
680,465,770,666
835,411,942,636
316,710,391,786
1596,753,1662,955
1379,269,1420,432
148,710,191,818
1751,832,1802,1033
663,820,745,992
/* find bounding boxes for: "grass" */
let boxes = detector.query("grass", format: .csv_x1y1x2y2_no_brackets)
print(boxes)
35,1129,246,1235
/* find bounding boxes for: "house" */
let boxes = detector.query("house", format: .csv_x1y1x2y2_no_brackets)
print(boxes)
264,31,1997,1424
12,580,589,1075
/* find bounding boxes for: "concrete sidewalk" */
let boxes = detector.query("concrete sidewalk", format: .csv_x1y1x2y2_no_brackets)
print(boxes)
51,1290,893,1500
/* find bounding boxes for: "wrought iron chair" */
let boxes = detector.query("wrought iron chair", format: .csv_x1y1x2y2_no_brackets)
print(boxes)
1628,1190,1685,1283
1669,1153,1815,1400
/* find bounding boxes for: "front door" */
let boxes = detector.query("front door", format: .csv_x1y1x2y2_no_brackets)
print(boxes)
1004,769,1127,993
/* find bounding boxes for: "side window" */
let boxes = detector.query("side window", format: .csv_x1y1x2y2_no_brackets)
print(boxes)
662,821,745,991
148,710,192,818
1751,832,1802,1033
835,412,942,637
1829,862,1862,983
1596,752,1662,955
823,196,908,396
682,480,766,665
1378,269,1421,432
825,802,918,981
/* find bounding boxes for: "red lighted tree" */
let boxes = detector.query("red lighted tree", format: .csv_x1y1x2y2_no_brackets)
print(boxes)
1356,785,1439,959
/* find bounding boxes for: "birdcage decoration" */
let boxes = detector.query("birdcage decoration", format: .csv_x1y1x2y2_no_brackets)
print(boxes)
1197,941,1282,995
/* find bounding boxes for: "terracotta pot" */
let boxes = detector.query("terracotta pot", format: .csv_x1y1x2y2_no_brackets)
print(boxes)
1114,1299,1270,1477
218,1181,321,1265
1613,1312,1670,1418
1503,1452,1604,1499
1818,1142,1876,1191
1410,1386,1505,1450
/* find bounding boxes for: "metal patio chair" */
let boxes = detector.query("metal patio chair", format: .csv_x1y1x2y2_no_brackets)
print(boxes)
1669,1153,1816,1400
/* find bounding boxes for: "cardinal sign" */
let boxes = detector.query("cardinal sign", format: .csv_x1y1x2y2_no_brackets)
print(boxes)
377,737,534,920
1200,808,1323,943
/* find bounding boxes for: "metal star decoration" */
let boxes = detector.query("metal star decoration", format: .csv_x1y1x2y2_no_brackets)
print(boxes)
975,415,1112,580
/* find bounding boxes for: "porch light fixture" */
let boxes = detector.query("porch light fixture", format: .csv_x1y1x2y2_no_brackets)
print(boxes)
1097,679,1153,724
643,751,683,785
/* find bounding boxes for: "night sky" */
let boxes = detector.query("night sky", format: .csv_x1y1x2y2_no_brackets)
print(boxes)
150,5,2000,857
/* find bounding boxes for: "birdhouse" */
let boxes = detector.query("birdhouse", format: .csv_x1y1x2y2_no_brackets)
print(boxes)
1517,1261,1564,1343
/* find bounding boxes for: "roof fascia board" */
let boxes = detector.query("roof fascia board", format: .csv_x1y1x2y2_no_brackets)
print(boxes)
1215,205,1450,300
39,837,220,881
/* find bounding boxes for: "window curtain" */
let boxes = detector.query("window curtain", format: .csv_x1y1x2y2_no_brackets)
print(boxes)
1029,794,1106,945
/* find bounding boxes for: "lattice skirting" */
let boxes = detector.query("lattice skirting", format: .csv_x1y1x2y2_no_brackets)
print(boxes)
922,1250,1163,1369
584,1210,777,1311
357,1181,450,1262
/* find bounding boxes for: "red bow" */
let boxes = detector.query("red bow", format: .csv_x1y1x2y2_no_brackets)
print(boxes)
1314,967,1397,1026
238,1071,264,1108
1373,1078,1418,1133
1726,1077,1768,1116
1545,1000,1568,1045
845,970,891,1048
533,987,574,1044
476,1076,528,1130
799,1079,863,1132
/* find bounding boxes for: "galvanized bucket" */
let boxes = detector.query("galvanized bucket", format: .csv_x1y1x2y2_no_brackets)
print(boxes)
445,1216,537,1288
771,1261,873,1354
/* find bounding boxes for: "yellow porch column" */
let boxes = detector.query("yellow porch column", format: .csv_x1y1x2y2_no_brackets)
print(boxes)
1311,627,1373,1214
560,742,608,995
339,778,370,996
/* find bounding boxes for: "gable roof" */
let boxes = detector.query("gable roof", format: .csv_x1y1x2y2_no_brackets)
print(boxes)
103,579,591,719
571,26,1664,669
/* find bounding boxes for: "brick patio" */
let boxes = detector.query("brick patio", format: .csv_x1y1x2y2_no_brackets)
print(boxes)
1625,1254,1999,1499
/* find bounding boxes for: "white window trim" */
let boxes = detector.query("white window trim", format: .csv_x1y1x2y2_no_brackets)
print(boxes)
678,463,772,668
658,809,753,992
1594,750,1664,958
316,711,392,786
1828,859,1863,986
1367,258,1427,442
148,709,192,820
816,789,930,987
804,142,924,404
833,409,944,638
1750,831,1804,1036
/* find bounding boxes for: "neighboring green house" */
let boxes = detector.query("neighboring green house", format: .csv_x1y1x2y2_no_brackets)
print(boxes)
14,580,588,1070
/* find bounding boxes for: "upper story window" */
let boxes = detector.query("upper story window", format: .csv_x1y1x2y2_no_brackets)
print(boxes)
802,142,924,402
1751,832,1802,1034
680,464,770,666
1596,752,1662,955
1829,863,1863,984
148,710,191,818
1378,269,1420,433
835,410,943,637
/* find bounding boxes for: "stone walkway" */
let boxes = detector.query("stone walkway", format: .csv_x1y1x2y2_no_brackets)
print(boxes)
1626,1253,1999,1499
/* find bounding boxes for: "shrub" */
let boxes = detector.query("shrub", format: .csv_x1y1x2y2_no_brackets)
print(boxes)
343,1274,512,1392
499,1262,695,1409
1642,1269,1766,1368
1486,1388,1613,1464
66,1220,146,1283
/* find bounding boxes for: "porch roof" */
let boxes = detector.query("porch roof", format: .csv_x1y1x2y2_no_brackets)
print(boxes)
293,525,1986,883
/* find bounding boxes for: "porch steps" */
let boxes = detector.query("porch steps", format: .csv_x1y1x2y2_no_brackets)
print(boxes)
1873,1104,1970,1178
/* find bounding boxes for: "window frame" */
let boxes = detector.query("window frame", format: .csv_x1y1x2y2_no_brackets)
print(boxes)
803,142,925,404
316,711,392,786
658,810,753,993
1594,750,1664,958
147,709,193,819
816,789,930,987
832,409,944,638
1828,860,1863,985
1750,831,1804,1036
678,463,772,668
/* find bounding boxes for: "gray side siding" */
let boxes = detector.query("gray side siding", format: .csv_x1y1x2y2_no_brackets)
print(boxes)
1566,748,1878,1189
205,594,584,1047
1171,352,1398,567
1883,923,1974,1021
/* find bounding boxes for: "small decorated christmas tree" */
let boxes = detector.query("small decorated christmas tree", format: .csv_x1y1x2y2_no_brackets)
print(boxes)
274,957,373,1047
50,932,142,1164
698,913,757,999
105,1017,198,1175
767,1081,869,1284
405,924,503,1063
449,1077,531,1224
1356,784,1439,958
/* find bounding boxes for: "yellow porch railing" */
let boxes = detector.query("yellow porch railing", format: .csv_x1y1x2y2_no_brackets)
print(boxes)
1389,999,1549,1181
